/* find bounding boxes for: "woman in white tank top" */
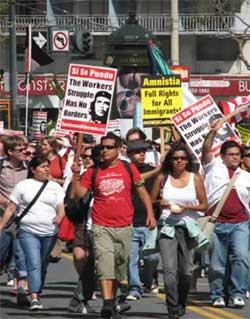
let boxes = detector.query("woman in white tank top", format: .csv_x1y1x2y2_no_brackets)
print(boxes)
151,144,207,319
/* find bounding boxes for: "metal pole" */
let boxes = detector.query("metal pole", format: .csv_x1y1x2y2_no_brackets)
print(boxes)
9,0,19,129
171,0,179,65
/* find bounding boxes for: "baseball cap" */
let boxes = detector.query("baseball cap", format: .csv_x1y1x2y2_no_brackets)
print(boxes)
127,140,149,153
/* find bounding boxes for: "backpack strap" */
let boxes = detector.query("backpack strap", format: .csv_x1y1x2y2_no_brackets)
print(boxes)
120,160,133,186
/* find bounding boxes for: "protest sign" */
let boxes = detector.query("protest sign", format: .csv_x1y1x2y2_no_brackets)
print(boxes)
172,95,240,161
53,108,71,138
141,75,182,127
107,119,121,137
32,111,47,138
60,64,117,136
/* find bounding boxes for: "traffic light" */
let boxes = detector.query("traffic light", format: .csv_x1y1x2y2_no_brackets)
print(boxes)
73,30,94,57
82,32,93,53
0,69,4,82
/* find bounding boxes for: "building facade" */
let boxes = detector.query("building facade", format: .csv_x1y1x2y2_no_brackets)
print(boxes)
0,0,249,128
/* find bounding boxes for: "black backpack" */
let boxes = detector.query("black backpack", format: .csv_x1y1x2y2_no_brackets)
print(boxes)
64,160,133,223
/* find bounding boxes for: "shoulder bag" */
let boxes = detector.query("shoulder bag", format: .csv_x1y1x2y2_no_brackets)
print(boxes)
197,171,240,242
4,179,49,238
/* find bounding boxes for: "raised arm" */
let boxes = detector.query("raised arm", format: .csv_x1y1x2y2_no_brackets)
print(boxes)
140,164,162,181
71,161,90,200
202,119,224,164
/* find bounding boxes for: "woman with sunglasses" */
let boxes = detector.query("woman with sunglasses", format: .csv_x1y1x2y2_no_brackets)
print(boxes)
151,143,208,319
25,144,37,163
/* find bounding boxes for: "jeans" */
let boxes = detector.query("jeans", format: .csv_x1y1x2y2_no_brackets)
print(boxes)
209,221,249,301
0,231,12,270
13,238,27,278
128,226,159,297
18,230,57,293
159,227,195,313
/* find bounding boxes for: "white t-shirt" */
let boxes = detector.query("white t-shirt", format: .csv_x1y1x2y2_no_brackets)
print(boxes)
161,173,201,221
10,179,65,236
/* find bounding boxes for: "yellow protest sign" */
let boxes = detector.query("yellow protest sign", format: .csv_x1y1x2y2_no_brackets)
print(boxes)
141,75,182,127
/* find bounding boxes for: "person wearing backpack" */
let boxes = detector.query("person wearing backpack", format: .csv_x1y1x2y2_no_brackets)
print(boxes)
72,133,156,319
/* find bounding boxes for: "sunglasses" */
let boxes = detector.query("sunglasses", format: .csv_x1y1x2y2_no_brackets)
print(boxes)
82,154,92,159
172,156,188,161
100,145,117,150
243,153,250,158
13,148,26,153
25,151,36,156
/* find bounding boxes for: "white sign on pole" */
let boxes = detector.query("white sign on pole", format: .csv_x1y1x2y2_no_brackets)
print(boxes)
33,32,47,48
171,95,240,161
60,64,117,136
52,30,69,51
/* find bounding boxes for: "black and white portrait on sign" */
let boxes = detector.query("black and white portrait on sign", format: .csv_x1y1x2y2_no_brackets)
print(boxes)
89,91,111,124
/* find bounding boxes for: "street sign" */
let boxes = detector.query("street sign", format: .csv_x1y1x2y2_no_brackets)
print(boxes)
33,32,47,49
52,30,69,51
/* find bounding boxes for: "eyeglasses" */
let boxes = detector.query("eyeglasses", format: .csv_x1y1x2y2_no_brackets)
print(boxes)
82,154,92,159
100,145,117,150
243,153,250,158
225,153,241,157
172,156,188,161
13,148,26,153
25,151,36,156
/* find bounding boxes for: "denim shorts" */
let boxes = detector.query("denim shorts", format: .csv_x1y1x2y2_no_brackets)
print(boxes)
91,224,133,282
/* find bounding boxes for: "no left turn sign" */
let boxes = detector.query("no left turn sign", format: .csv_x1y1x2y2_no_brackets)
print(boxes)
52,30,69,51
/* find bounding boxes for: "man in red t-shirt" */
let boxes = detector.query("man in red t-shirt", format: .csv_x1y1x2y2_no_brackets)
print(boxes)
73,133,156,319
202,119,250,310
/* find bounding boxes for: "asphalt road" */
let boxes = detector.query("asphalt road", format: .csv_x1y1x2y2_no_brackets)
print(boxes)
0,251,249,319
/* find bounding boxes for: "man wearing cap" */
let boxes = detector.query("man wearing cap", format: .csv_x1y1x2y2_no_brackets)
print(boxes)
72,133,156,319
126,128,161,167
89,91,111,124
126,140,159,301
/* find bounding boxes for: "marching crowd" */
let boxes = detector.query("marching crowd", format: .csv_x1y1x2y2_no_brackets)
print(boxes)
0,120,250,319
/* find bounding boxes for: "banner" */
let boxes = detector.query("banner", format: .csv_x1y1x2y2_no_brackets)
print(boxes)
141,74,182,127
172,95,240,161
60,64,117,136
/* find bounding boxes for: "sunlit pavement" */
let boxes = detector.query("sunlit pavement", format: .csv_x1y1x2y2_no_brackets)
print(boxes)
0,252,249,319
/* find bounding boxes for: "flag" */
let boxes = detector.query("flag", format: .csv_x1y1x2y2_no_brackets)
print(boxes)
218,95,250,123
25,25,54,73
146,40,197,108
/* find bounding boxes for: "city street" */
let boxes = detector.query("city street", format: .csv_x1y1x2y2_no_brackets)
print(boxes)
0,251,249,319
